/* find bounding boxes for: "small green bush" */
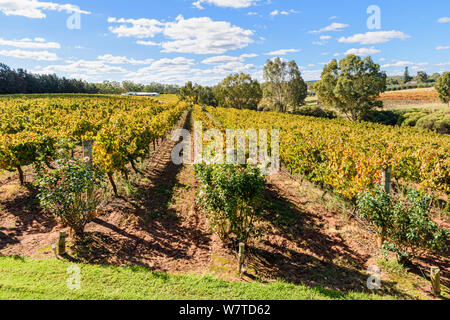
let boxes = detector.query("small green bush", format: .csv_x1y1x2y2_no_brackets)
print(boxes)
399,112,429,127
195,163,266,244
35,147,105,236
293,106,337,119
357,186,449,263
415,113,450,134
361,110,401,126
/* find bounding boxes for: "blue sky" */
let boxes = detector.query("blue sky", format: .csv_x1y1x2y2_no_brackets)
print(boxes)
0,0,449,85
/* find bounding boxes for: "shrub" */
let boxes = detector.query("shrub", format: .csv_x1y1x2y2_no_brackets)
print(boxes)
35,148,105,236
361,110,401,126
194,163,266,244
293,106,337,119
386,190,449,261
399,112,428,127
416,113,450,134
357,186,449,263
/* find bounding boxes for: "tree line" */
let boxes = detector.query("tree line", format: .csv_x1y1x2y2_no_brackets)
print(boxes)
180,55,449,122
179,57,308,113
0,63,180,95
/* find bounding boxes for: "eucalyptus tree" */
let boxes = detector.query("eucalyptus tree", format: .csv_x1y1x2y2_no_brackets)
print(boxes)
314,54,387,121
263,57,307,112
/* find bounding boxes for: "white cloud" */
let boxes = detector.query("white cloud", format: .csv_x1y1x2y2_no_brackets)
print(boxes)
382,61,428,68
164,15,253,54
33,59,127,75
309,22,349,34
124,57,197,83
270,10,279,16
270,9,298,16
108,17,164,38
202,55,242,64
264,49,300,55
0,49,59,60
437,17,450,23
436,46,450,50
338,30,410,44
192,0,258,9
109,15,254,55
0,37,60,49
97,54,154,65
136,40,160,46
344,47,380,56
313,35,332,46
301,69,322,81
240,53,258,58
0,0,90,19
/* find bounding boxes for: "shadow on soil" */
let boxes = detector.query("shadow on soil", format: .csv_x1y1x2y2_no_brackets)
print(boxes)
0,186,57,250
244,182,413,298
66,111,211,270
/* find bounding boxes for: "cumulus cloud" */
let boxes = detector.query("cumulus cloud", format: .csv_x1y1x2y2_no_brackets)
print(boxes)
338,31,410,44
97,54,154,65
0,49,59,60
264,49,300,55
0,37,60,49
344,47,380,56
436,46,450,50
109,15,254,54
33,59,128,75
300,69,322,81
437,17,450,23
192,0,258,9
124,57,197,83
240,53,258,58
0,0,90,19
136,40,160,46
308,22,349,34
382,61,428,68
108,17,164,38
201,55,242,64
162,15,254,54
270,9,298,16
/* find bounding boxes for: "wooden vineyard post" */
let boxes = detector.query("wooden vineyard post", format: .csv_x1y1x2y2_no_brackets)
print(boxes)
430,267,441,297
82,140,94,202
382,166,392,195
378,166,392,248
82,140,93,168
58,231,66,256
238,243,245,278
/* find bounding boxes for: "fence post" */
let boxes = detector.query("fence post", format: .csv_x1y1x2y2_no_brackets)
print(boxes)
238,243,245,277
58,231,66,256
430,267,441,297
82,140,94,201
382,166,392,195
378,167,392,248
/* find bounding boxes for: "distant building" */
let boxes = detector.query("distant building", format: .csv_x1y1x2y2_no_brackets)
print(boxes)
121,92,160,97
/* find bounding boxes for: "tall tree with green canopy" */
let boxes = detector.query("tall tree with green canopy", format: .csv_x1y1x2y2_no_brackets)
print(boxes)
403,66,412,84
416,71,428,83
435,72,450,107
178,81,198,106
213,73,262,110
263,58,307,112
314,54,387,121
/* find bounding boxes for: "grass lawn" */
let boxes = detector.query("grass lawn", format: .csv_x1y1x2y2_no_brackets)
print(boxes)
0,257,395,300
